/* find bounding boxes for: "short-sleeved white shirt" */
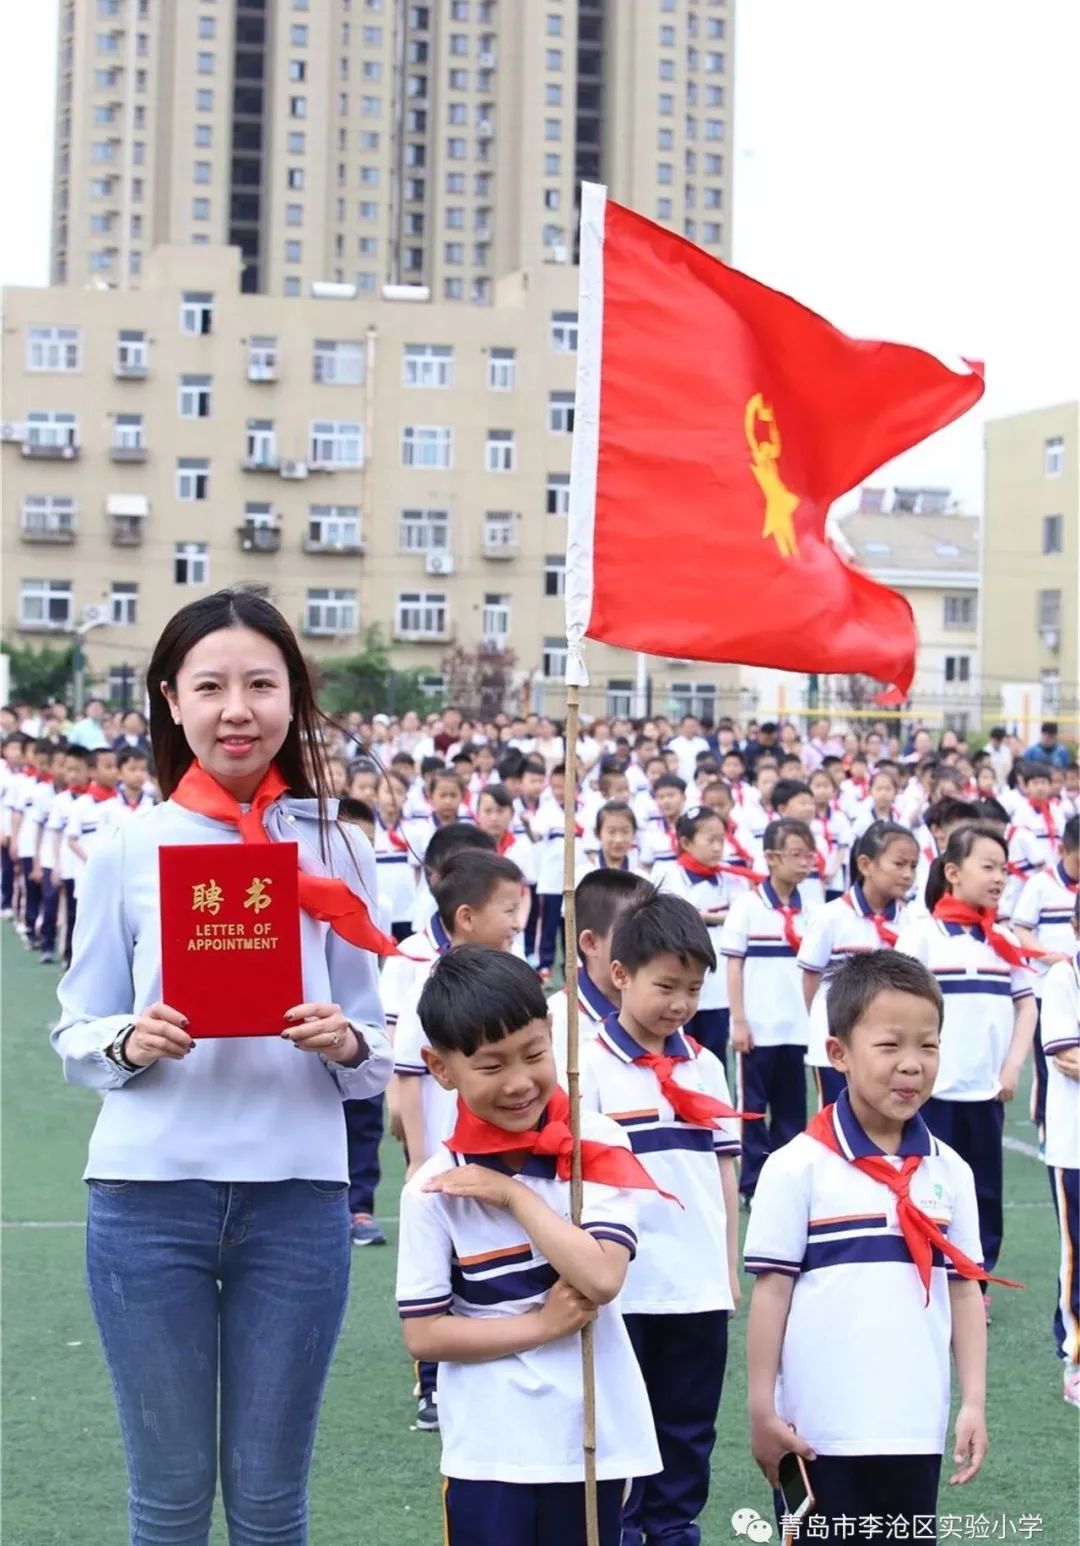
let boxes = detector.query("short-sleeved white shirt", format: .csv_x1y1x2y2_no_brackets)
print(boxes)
380,918,443,1027
98,788,157,835
548,968,619,1087
1011,861,1078,999
534,803,588,896
640,813,681,875
720,882,810,1047
743,1089,982,1456
65,791,113,894
371,818,419,924
26,780,57,866
896,916,1033,1100
46,788,80,881
581,1016,739,1314
16,776,46,860
395,1110,662,1484
655,862,735,1009
392,925,455,1157
797,886,906,1066
1040,956,1080,1170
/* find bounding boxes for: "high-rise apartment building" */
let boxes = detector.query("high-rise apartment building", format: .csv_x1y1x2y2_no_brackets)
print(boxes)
52,0,733,298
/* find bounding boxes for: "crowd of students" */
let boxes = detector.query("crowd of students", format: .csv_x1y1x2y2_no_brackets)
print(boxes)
11,668,1079,1544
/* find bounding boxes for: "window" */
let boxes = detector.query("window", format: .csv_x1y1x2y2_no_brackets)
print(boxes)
705,50,724,71
197,51,214,74
403,343,454,388
396,591,447,637
176,459,210,501
305,588,359,635
546,473,570,516
943,595,976,630
310,420,364,466
542,637,567,679
287,166,304,189
447,137,466,159
550,310,578,352
308,505,361,548
705,119,723,140
670,682,718,720
485,429,515,473
20,494,76,538
174,542,209,585
284,277,301,297
607,679,634,718
401,425,453,469
482,593,510,645
287,130,305,153
444,278,463,300
1040,513,1063,555
488,347,515,391
245,419,277,466
446,206,465,229
110,581,138,626
361,95,381,116
193,162,211,190
544,119,561,142
285,239,301,262
314,338,365,385
115,330,148,373
545,153,560,175
1041,669,1061,713
444,242,465,264
195,123,213,147
483,510,515,549
398,508,450,552
943,655,971,685
545,49,561,69
19,580,72,630
199,15,215,38
657,162,673,185
196,88,213,110
247,339,276,382
291,23,308,43
547,13,563,34
26,325,81,372
285,203,303,226
1044,436,1064,476
703,222,721,243
91,176,115,197
359,165,379,185
113,413,144,451
192,197,210,220
1038,589,1062,632
548,391,575,433
26,411,78,449
659,94,673,115
180,291,213,334
657,198,672,220
178,374,212,418
289,95,307,117
544,554,566,596
659,59,674,81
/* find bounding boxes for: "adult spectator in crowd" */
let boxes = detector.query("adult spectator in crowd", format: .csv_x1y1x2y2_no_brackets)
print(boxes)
1026,721,1071,770
68,697,109,751
112,709,151,758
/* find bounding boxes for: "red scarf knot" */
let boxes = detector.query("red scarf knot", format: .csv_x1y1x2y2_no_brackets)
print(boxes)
932,896,1043,970
632,1047,760,1125
171,760,402,958
87,782,114,803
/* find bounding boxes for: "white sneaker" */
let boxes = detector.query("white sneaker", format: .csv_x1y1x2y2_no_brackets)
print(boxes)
1064,1363,1080,1409
0,908,13,920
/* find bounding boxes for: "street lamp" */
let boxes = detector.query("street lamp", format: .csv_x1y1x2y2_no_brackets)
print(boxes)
73,606,110,714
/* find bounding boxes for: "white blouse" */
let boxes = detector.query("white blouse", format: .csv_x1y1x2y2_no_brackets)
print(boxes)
53,796,392,1184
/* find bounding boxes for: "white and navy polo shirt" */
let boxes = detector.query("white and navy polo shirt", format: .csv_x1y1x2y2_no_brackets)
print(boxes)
393,920,456,1156
581,1014,739,1315
548,967,619,1087
655,863,735,1010
744,1088,982,1456
395,1110,662,1485
379,914,445,1027
1012,861,1078,1000
797,885,905,1067
720,881,810,1047
896,916,1034,1101
371,816,418,925
641,813,681,875
1041,956,1080,1172
65,791,112,895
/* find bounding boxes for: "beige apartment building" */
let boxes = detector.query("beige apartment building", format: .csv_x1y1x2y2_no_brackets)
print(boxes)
983,403,1079,728
53,0,734,301
2,243,749,719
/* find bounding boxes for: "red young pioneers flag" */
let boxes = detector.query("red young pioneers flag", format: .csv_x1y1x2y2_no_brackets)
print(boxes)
565,186,985,695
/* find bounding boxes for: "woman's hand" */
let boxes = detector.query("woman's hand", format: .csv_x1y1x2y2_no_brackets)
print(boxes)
282,1002,365,1065
125,1003,195,1066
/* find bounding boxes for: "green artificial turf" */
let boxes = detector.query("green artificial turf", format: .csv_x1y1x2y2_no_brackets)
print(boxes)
1,929,1075,1543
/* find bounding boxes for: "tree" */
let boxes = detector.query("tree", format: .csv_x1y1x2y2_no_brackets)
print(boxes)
440,645,521,720
0,640,76,705
312,624,432,719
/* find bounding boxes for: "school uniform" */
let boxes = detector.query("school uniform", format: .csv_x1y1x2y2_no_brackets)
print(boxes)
655,861,738,1067
744,1088,982,1534
65,789,114,900
640,813,682,878
0,763,20,912
582,1016,739,1546
393,932,458,1161
721,882,810,1200
23,776,60,953
1040,956,1080,1376
1012,860,1078,1132
15,774,50,941
547,967,619,1088
47,786,82,963
370,816,419,940
534,802,587,973
797,884,906,1109
811,807,852,902
897,914,1034,1273
513,796,544,960
396,1110,661,1546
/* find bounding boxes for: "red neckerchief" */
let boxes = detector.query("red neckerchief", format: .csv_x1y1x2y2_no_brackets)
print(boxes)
932,897,1043,969
386,823,409,851
812,817,836,877
1029,799,1056,846
33,770,55,785
496,830,515,856
118,788,145,809
676,851,760,885
724,823,758,868
764,883,802,951
630,1039,760,1126
87,782,114,802
171,761,401,957
67,782,88,798
807,1105,1023,1305
844,887,899,947
445,1086,682,1204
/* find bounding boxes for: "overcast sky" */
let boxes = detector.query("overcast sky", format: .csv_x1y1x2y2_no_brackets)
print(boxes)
2,0,1077,511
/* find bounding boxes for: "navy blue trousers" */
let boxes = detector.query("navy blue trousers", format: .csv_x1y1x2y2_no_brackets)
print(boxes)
538,894,564,971
20,856,42,941
736,1045,807,1200
38,867,58,952
1,844,13,910
922,1096,1005,1274
343,1094,383,1216
1032,1004,1048,1130
523,884,541,959
444,1477,625,1546
811,1064,847,1112
773,1454,941,1542
1049,1165,1080,1364
621,1311,728,1546
63,878,77,966
687,1008,729,1076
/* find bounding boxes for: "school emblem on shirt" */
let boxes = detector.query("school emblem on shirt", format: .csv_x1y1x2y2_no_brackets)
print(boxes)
745,393,800,560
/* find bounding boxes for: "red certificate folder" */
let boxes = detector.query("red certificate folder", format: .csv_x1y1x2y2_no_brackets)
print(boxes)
159,842,303,1038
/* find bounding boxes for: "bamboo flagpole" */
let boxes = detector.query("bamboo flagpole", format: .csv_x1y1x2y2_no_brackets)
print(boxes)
560,181,608,1546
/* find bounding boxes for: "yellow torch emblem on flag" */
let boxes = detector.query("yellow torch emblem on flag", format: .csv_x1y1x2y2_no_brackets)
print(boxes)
745,393,801,559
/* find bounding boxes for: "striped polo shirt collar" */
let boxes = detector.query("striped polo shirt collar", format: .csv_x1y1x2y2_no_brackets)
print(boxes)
462,1104,557,1178
430,913,452,954
848,882,899,922
598,1011,691,1065
940,919,987,944
1057,860,1078,891
578,967,618,1022
762,879,801,913
832,1086,935,1161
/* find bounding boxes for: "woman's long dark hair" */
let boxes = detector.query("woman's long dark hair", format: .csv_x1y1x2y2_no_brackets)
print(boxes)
147,589,330,801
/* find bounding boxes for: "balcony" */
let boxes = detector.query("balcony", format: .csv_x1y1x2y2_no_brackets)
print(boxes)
237,522,282,554
247,361,278,382
111,514,145,546
302,536,366,556
21,517,77,545
110,443,147,463
22,440,80,461
241,453,280,473
392,627,452,645
114,360,148,379
19,618,73,635
482,537,519,560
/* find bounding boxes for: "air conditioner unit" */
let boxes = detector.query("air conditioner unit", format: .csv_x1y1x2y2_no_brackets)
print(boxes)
61,444,77,458
279,459,309,479
81,603,110,627
0,421,26,442
425,552,455,576
1041,628,1060,652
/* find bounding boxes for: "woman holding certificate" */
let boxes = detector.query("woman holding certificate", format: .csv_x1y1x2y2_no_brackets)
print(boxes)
53,590,393,1546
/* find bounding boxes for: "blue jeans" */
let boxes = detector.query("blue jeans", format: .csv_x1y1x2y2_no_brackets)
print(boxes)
86,1179,351,1545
